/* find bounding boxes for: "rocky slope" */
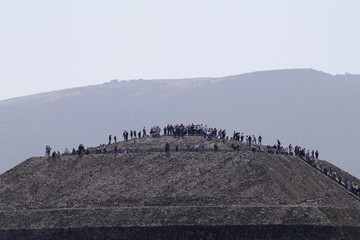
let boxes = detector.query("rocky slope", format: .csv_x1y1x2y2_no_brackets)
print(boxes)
1,135,360,239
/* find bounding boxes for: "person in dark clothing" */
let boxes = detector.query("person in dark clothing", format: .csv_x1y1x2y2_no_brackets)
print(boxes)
165,142,170,156
45,145,51,157
248,135,252,146
114,136,117,143
78,144,85,155
108,135,112,144
338,175,342,185
143,127,146,137
315,150,319,159
214,143,218,151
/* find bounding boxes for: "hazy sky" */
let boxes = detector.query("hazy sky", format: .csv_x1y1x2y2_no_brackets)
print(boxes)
0,0,359,100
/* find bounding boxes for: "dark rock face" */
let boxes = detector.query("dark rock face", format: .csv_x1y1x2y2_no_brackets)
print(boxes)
1,136,360,239
2,225,360,240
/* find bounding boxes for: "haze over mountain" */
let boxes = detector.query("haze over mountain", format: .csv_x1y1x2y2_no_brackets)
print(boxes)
1,69,359,178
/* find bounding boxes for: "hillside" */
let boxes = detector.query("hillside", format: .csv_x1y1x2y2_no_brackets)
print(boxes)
1,135,360,239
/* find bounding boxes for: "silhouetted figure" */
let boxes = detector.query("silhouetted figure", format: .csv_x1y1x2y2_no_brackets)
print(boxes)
214,143,218,151
78,144,85,155
165,142,170,156
123,130,129,141
45,145,51,157
143,127,146,137
315,150,319,159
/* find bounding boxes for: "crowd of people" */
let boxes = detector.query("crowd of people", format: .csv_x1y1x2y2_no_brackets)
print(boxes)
44,123,315,158
317,162,360,196
45,123,359,198
263,141,359,197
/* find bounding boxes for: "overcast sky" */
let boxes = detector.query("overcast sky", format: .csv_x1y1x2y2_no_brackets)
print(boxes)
0,0,359,100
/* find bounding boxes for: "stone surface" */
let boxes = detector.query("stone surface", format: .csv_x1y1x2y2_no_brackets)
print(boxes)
1,135,360,239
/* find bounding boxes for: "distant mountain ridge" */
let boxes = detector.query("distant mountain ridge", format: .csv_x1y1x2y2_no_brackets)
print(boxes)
0,69,360,179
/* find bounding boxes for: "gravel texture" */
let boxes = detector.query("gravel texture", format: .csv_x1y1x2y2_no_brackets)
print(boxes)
1,135,360,239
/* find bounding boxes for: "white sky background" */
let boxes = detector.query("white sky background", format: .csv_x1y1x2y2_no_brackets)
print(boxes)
0,0,359,100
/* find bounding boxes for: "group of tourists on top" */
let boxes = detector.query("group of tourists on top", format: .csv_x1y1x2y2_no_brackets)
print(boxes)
46,123,306,157
161,124,225,139
98,124,267,155
45,122,359,197
116,124,228,140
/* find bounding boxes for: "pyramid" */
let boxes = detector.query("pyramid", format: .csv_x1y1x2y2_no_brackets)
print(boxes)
1,135,360,239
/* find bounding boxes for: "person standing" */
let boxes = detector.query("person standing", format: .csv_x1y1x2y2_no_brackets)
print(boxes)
214,143,218,151
315,150,319,159
45,145,51,157
165,142,170,157
143,127,146,137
